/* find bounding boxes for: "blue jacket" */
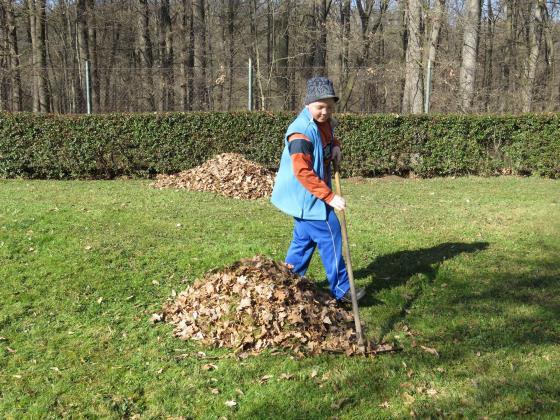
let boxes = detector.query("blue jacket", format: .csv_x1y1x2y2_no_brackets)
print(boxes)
271,107,332,221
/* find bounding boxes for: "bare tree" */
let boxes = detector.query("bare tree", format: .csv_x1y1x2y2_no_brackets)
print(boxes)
76,0,89,112
137,0,154,111
425,0,445,111
402,0,424,113
179,0,193,111
27,0,49,112
3,0,21,110
276,0,291,107
195,0,208,109
521,0,546,112
157,0,174,111
459,0,481,111
482,0,495,111
87,0,99,111
337,0,351,110
316,0,332,74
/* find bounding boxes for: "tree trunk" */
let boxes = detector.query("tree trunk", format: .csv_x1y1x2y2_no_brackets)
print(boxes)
180,0,191,111
28,0,39,111
459,0,481,112
425,0,445,112
521,0,544,112
0,2,7,111
402,0,423,114
195,0,208,109
137,0,154,111
482,0,494,111
76,0,89,112
277,0,290,108
301,3,316,80
3,0,21,110
540,1,554,109
338,0,351,110
225,0,238,111
87,0,100,111
104,17,120,112
315,0,331,74
158,0,173,111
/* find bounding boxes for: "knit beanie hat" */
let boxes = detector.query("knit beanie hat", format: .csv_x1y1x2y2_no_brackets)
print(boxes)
304,77,339,105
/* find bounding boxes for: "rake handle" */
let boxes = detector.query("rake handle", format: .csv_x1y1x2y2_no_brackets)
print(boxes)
333,161,365,351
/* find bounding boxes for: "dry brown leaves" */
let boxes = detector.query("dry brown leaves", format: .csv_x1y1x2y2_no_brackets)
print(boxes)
152,153,275,200
159,256,375,356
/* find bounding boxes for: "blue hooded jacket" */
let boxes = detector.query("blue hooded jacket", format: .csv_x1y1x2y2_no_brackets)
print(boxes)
270,107,332,221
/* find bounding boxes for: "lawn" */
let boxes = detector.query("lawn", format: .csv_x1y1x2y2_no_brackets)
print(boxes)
0,176,559,418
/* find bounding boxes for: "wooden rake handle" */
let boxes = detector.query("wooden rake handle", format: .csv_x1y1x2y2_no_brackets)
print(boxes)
333,161,365,351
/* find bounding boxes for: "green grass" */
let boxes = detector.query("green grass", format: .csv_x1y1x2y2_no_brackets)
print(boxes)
1,176,559,418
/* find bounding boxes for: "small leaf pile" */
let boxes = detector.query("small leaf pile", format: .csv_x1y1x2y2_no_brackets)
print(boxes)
160,256,365,355
152,153,275,199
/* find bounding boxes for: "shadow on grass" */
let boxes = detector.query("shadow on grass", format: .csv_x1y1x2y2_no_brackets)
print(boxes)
355,241,490,296
354,241,489,340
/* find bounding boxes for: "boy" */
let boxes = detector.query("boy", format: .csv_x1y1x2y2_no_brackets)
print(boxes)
271,77,366,303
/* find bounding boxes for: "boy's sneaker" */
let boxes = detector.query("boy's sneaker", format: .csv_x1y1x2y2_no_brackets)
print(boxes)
339,287,366,304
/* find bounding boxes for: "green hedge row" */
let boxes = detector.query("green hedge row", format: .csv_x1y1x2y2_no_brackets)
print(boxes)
0,112,558,179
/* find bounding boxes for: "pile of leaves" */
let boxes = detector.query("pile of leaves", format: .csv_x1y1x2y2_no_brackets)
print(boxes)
152,153,275,199
158,256,370,356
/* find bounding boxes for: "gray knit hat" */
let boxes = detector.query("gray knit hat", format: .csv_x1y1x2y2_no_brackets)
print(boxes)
304,77,339,105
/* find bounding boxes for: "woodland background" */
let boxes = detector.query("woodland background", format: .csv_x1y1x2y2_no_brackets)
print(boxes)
1,0,559,114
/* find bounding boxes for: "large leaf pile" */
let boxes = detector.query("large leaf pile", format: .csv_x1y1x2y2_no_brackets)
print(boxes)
159,256,367,355
152,153,275,199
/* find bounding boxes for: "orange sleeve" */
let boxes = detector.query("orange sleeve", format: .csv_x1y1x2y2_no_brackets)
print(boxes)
288,133,335,202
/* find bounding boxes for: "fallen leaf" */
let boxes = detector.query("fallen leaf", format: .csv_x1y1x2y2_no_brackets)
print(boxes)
379,401,390,408
280,373,294,380
420,345,439,357
202,363,217,371
97,297,103,304
150,313,163,323
426,388,438,396
12,375,22,379
402,392,415,405
258,374,273,384
224,400,237,407
211,388,220,394
6,347,16,354
159,256,371,356
310,369,318,378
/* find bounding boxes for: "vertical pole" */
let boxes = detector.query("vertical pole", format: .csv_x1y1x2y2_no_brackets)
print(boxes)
248,57,253,111
85,59,92,114
333,162,366,353
424,58,432,113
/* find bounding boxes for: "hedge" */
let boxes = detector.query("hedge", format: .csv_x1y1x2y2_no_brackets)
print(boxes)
0,112,558,179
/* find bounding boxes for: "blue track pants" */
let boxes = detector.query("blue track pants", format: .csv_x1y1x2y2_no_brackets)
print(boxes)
285,208,349,300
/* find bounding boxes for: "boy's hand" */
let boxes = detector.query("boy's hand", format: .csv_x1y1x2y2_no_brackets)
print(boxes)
332,146,342,164
328,194,346,211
